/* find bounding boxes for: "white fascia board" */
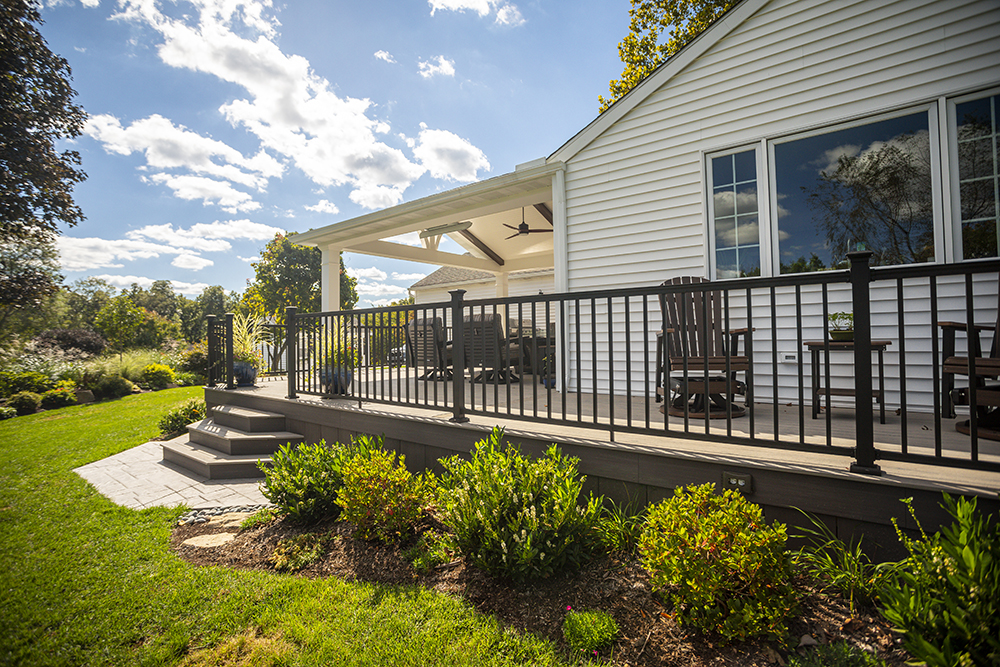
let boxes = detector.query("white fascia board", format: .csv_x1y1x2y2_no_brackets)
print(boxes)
548,0,763,164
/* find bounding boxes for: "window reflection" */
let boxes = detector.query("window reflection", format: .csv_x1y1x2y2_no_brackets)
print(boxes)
711,151,760,278
774,112,934,272
956,95,999,259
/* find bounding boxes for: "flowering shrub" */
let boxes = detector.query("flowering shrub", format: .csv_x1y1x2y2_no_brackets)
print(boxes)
640,483,796,643
337,447,427,543
40,384,77,409
438,427,603,581
563,607,618,654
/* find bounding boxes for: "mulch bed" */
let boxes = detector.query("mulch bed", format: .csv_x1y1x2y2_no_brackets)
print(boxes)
171,513,910,666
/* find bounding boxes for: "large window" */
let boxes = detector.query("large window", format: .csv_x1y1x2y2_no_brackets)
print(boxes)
955,93,999,259
772,111,934,273
710,150,760,278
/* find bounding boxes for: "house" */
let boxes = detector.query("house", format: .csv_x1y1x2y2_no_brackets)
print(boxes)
295,0,1000,412
174,0,1000,551
410,266,555,306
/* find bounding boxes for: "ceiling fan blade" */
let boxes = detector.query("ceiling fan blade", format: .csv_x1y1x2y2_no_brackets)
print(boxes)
505,231,521,240
527,228,553,233
503,223,519,231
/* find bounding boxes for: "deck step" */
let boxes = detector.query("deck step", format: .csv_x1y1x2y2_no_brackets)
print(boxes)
187,419,304,456
161,434,272,480
211,404,287,432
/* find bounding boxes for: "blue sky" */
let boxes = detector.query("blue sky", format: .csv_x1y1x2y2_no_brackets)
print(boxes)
40,0,628,308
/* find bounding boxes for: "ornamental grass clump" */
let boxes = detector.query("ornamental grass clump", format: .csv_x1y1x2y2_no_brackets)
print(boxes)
879,494,999,667
562,607,619,654
438,427,603,581
336,445,427,543
639,483,796,644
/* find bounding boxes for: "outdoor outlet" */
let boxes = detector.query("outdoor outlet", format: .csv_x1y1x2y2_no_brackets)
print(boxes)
722,471,754,495
781,353,798,364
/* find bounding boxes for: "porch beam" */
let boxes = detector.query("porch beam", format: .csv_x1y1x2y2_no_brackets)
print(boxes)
457,229,504,266
348,240,505,272
533,202,553,226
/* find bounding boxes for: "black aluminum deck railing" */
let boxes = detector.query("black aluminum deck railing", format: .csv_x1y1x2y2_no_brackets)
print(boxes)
208,252,1000,475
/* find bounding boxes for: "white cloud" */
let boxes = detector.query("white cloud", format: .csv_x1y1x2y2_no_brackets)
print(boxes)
112,0,446,211
382,231,422,247
91,274,212,296
392,272,426,281
305,199,339,214
355,281,409,297
127,219,280,253
374,50,395,63
348,267,388,281
427,0,524,25
237,255,259,263
146,173,262,213
171,253,214,270
413,125,490,182
56,236,183,271
418,55,455,79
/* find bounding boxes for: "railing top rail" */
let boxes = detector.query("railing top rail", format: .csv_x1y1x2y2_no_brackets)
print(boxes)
871,258,1000,282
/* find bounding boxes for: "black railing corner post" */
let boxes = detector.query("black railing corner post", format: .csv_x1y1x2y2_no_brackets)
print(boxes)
449,289,469,423
206,314,217,386
285,306,298,399
847,251,882,475
225,312,236,389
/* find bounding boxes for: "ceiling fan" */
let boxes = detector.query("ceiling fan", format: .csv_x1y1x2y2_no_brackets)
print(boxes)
504,207,553,240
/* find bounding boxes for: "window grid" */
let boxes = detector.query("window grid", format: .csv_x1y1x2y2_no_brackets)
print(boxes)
957,94,1000,259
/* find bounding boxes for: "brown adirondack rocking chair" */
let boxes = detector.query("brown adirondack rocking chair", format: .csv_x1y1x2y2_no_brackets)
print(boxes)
656,276,751,418
939,281,1000,440
406,317,452,380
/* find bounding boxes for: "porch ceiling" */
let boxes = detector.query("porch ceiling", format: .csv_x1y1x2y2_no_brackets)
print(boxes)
294,160,563,274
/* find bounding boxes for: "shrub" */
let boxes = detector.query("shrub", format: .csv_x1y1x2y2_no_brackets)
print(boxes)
7,391,41,416
337,447,426,543
438,427,603,581
879,494,999,667
140,363,175,389
639,483,796,644
0,406,17,420
787,642,883,667
0,370,53,397
240,507,280,531
93,374,135,400
158,398,207,437
562,608,618,654
33,328,107,355
793,511,897,613
404,530,458,573
268,533,329,573
260,435,380,524
40,386,78,410
180,345,209,375
173,371,204,387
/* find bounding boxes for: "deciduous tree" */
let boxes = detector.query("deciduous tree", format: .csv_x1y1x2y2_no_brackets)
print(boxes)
599,0,734,113
0,237,62,339
1,0,87,241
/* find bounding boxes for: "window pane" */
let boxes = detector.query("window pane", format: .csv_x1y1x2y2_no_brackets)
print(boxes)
956,94,999,260
716,216,737,249
712,155,734,187
710,149,759,279
774,111,933,272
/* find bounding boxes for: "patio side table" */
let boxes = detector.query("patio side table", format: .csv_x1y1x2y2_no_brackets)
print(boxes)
805,340,891,424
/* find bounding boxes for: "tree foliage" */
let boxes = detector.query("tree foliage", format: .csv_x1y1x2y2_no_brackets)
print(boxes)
1,0,87,241
94,294,143,354
247,233,358,321
599,0,735,113
0,237,62,337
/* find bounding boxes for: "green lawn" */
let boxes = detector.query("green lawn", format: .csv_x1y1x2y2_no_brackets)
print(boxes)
0,388,571,667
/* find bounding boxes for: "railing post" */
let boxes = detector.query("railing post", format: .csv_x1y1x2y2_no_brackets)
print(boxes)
285,306,297,399
449,289,468,423
225,312,236,390
206,315,217,386
847,251,882,475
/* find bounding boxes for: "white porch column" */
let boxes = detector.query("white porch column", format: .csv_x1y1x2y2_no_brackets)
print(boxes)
321,246,342,312
552,166,568,293
495,271,509,299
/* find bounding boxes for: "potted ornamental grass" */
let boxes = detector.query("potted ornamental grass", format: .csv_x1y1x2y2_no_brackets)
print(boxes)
319,327,359,395
828,311,854,342
232,311,265,386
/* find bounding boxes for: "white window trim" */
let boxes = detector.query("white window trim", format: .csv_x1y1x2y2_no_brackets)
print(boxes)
705,144,762,280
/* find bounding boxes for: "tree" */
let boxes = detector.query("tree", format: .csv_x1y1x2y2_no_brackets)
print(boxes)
247,233,358,322
63,277,115,329
1,0,87,241
94,294,143,355
599,0,734,113
128,280,178,319
0,237,62,339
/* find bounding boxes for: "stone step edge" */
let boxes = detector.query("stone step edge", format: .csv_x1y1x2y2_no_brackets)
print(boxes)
162,435,272,480
187,419,303,442
211,404,286,420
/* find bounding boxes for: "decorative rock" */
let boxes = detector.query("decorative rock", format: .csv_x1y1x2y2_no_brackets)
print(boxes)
798,634,819,647
74,390,95,404
176,504,274,526
183,532,237,548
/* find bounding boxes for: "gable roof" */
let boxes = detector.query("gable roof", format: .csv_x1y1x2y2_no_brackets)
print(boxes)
410,266,555,290
548,0,763,164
